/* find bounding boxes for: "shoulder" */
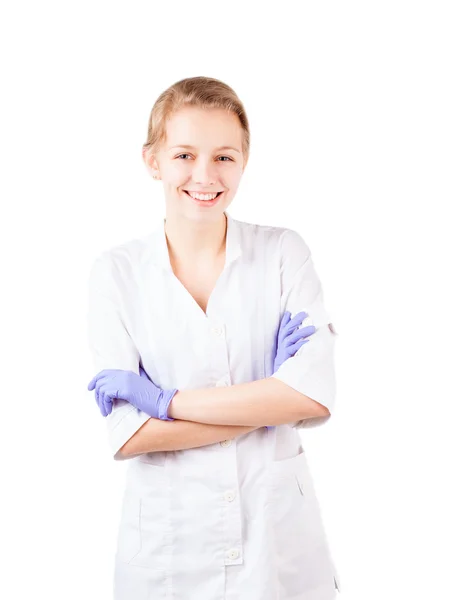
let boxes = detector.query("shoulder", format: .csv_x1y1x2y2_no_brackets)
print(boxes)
237,219,314,291
88,232,154,289
235,217,311,260
277,227,311,262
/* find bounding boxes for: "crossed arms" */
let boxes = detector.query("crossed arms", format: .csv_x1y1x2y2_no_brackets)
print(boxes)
119,377,329,458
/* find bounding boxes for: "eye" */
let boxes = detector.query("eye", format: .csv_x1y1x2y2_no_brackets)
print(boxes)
175,154,233,161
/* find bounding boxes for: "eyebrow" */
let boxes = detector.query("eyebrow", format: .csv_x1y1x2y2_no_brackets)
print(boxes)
168,144,241,153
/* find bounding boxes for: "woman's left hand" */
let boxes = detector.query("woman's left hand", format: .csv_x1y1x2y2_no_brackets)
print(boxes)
87,368,178,420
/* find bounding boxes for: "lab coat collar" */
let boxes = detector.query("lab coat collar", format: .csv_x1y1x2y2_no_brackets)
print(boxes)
151,211,242,271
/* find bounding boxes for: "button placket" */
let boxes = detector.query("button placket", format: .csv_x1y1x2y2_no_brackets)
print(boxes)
218,433,242,565
226,548,240,560
208,319,241,555
208,321,228,374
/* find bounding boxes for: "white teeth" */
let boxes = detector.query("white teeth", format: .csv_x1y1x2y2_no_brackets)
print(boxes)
187,191,219,201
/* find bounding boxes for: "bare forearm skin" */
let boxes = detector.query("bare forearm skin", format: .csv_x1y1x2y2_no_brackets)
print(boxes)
120,418,260,457
168,376,328,426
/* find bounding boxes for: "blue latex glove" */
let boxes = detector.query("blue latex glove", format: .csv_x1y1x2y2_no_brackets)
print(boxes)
87,368,178,420
266,310,316,430
88,311,314,424
273,310,315,373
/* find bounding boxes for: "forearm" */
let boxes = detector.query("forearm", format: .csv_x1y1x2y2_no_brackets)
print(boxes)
168,376,329,426
119,417,261,457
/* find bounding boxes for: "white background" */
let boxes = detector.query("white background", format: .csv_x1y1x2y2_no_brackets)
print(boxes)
1,1,458,598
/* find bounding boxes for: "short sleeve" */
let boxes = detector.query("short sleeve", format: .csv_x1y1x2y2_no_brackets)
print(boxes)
87,253,151,459
270,229,338,429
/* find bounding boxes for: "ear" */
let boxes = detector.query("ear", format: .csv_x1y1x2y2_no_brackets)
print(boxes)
142,147,160,179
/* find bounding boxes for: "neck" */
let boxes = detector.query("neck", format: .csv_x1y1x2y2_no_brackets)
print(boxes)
164,212,227,266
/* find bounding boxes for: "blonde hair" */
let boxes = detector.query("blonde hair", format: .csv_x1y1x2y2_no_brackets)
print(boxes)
142,76,250,168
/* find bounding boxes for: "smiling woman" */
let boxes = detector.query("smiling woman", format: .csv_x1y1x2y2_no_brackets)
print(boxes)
142,105,246,225
87,75,340,600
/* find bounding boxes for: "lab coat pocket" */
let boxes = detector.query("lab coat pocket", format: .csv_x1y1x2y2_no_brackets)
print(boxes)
266,447,339,597
124,460,171,570
115,493,142,565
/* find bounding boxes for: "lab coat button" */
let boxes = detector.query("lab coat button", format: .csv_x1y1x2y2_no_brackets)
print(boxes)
211,326,223,337
220,439,232,447
226,548,240,560
224,491,236,502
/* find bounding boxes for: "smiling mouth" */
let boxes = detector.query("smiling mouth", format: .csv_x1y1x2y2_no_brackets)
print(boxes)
184,191,224,199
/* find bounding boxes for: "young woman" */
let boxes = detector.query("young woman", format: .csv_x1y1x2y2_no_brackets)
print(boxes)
87,76,340,600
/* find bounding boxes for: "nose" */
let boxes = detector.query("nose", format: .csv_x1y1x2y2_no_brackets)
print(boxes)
192,158,219,186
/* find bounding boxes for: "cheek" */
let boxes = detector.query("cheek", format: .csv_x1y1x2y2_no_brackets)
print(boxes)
164,161,189,180
226,169,243,190
227,161,244,179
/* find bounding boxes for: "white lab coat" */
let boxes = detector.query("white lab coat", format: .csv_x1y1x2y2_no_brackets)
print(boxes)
87,211,341,600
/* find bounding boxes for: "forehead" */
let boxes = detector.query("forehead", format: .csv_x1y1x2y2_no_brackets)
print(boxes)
165,106,242,150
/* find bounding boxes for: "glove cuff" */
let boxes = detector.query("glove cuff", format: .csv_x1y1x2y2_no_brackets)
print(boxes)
159,388,178,421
